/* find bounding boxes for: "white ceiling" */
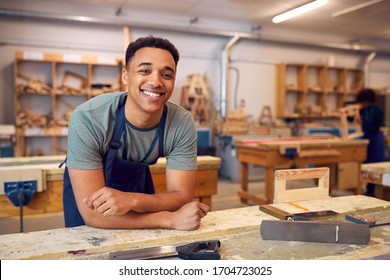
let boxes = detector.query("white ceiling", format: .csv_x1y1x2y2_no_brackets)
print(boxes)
43,0,390,44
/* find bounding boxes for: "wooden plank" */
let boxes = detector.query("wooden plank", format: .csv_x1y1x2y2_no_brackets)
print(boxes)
0,166,45,195
0,195,388,260
361,162,390,201
362,162,390,173
259,204,291,219
235,137,368,148
15,51,121,65
0,155,65,166
299,149,340,157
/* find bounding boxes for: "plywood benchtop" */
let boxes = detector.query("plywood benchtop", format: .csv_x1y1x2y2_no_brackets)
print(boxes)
361,162,390,201
0,195,389,260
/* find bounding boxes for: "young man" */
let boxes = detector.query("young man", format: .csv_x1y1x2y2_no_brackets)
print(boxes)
63,36,209,230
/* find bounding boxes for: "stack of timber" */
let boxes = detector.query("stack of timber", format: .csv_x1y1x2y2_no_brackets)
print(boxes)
16,74,51,95
16,109,52,128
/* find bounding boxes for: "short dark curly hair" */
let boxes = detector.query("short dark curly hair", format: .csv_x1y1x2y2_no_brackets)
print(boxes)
125,36,180,68
356,88,377,104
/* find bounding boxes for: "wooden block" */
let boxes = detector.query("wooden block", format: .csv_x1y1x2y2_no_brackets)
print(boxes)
0,166,45,195
273,167,330,203
337,162,359,190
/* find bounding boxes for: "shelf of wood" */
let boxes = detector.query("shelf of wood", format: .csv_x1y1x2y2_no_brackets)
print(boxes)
14,51,123,156
275,63,364,118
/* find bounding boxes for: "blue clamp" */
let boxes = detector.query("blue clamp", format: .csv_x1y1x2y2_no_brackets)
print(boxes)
284,147,298,160
4,180,37,207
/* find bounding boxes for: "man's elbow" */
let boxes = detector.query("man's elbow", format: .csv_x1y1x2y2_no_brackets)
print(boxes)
80,210,110,229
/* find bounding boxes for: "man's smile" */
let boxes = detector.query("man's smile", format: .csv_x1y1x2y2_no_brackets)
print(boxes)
141,90,164,98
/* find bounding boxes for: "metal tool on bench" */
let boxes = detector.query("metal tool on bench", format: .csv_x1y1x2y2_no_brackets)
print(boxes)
260,220,370,245
345,214,390,227
109,240,221,260
259,205,371,245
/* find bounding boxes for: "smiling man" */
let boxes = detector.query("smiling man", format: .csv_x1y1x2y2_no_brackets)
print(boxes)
63,36,209,230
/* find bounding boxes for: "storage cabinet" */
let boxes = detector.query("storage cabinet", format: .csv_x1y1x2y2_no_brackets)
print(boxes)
14,51,123,156
275,63,364,118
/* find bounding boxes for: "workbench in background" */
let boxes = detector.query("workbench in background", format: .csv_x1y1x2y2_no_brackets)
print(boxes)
362,162,390,201
0,195,388,260
0,155,221,217
235,137,368,204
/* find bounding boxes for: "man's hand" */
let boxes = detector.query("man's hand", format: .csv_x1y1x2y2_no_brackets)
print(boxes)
82,185,210,230
171,201,210,231
83,187,133,216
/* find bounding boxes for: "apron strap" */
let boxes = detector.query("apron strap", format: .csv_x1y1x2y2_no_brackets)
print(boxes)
105,93,127,185
158,106,167,158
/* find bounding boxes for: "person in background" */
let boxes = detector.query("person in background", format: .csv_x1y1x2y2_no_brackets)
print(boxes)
62,36,209,229
356,88,385,197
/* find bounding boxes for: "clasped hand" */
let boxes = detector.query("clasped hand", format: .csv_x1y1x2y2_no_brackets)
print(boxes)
82,187,210,230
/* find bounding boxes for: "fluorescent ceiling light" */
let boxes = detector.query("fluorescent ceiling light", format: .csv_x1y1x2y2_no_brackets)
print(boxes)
331,0,384,17
272,0,328,23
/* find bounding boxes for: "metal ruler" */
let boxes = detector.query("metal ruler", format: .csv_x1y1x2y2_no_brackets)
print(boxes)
109,240,221,260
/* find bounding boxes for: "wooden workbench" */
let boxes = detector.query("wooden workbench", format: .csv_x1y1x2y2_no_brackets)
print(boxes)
0,195,389,260
0,155,221,217
362,162,390,201
235,137,368,204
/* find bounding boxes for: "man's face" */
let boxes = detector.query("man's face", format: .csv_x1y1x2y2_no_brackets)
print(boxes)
122,47,176,115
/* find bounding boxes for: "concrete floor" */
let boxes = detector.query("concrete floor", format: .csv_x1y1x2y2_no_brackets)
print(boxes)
0,179,353,235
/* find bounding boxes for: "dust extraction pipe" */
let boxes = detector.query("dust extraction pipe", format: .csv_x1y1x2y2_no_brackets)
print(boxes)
364,51,376,87
220,35,240,118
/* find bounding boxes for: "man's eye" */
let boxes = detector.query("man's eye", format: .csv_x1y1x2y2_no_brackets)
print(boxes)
139,69,150,74
162,72,174,79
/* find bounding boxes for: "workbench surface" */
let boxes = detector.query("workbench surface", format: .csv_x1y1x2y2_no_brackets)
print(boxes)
1,195,389,260
361,162,390,201
0,155,221,216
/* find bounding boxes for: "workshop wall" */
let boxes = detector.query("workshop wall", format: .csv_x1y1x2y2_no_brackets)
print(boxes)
1,0,390,127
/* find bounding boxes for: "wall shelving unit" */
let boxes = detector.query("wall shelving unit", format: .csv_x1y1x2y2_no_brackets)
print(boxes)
14,51,123,156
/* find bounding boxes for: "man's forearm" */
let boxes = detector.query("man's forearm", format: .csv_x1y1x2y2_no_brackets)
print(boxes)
130,191,193,213
85,209,174,229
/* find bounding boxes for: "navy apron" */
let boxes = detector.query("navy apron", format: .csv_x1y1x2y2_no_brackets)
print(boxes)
62,93,166,227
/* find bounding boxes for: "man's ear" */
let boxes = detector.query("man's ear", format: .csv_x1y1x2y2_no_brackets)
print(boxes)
122,68,128,85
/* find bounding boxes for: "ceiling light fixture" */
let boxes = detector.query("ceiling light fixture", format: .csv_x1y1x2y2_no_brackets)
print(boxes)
272,0,328,23
331,0,383,17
